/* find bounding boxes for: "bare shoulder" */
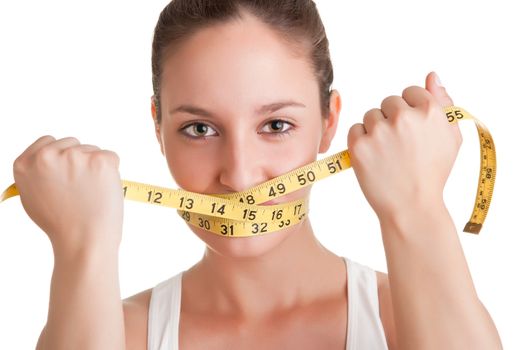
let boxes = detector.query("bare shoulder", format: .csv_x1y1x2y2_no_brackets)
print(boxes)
375,271,398,350
123,288,152,350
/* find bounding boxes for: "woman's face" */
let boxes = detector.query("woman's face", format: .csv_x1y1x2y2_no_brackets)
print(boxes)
152,13,340,258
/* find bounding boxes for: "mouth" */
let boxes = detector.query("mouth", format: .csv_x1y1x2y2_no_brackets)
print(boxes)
260,199,278,206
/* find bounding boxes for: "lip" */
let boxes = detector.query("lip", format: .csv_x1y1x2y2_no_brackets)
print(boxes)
260,199,279,206
260,195,292,206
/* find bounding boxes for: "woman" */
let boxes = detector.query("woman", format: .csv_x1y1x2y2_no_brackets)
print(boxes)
13,0,502,349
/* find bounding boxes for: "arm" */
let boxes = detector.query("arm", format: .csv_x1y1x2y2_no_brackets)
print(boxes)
379,199,501,349
346,72,502,349
36,245,125,350
12,135,126,350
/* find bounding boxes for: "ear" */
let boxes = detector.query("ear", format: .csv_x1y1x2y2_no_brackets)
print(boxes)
318,89,341,154
151,95,165,156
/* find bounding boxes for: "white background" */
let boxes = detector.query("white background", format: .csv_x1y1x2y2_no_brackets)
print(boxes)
0,0,525,348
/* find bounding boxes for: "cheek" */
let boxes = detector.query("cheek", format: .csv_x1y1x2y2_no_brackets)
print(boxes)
273,120,324,172
268,140,319,179
163,140,219,192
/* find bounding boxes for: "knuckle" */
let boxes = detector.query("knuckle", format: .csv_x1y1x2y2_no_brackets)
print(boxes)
380,95,400,109
387,106,408,124
90,150,119,169
349,138,368,166
393,111,411,129
363,107,378,118
13,156,25,174
363,107,381,120
35,146,55,165
59,136,80,144
365,118,386,137
362,108,381,125
104,150,120,164
89,152,107,168
347,126,366,151
391,108,406,121
373,120,389,135
402,85,421,97
39,135,56,142
348,123,362,148
85,144,101,151
62,147,81,162
347,123,362,142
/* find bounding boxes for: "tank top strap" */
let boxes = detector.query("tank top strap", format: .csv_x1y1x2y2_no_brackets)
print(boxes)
148,272,182,350
147,260,388,350
343,257,389,350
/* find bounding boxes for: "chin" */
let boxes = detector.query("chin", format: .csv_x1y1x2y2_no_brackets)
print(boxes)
189,224,299,259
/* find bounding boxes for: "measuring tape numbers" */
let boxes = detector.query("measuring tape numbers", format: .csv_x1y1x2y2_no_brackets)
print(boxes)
1,106,496,236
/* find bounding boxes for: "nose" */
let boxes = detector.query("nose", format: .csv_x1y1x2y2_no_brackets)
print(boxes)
218,135,267,193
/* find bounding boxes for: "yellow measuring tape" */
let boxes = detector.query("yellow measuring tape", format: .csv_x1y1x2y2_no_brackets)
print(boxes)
1,106,496,236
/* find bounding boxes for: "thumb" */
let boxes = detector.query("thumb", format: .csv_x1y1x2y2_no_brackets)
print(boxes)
426,72,463,140
426,71,454,107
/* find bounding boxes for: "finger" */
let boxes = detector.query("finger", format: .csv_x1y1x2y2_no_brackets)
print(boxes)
347,122,366,150
380,95,409,119
98,150,120,169
20,135,56,158
86,149,120,171
424,72,462,135
425,71,454,107
51,137,81,152
363,108,386,134
401,85,434,110
69,144,101,153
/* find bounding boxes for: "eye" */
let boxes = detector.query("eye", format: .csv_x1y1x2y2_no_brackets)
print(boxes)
261,119,294,134
180,122,218,138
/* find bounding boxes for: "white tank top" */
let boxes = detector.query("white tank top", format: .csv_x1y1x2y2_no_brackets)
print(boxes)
148,257,388,350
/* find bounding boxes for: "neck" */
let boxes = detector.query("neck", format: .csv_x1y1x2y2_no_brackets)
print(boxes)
183,218,347,318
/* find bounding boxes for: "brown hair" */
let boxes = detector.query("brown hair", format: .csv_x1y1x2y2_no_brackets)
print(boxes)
151,0,334,124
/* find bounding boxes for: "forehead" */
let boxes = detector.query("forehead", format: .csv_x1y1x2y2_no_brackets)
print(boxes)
160,13,319,112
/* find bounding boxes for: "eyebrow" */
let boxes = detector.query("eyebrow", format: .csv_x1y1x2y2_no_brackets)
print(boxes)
169,100,306,118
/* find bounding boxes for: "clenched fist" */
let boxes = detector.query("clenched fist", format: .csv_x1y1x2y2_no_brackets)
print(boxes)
13,136,124,257
347,72,463,220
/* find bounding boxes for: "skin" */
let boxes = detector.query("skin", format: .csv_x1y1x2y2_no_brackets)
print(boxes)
12,9,501,350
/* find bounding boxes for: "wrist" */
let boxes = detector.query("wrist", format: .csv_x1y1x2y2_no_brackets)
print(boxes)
51,230,121,267
378,195,449,238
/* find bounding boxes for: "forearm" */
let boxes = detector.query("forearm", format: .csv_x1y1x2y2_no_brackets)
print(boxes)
379,199,502,350
37,241,125,350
